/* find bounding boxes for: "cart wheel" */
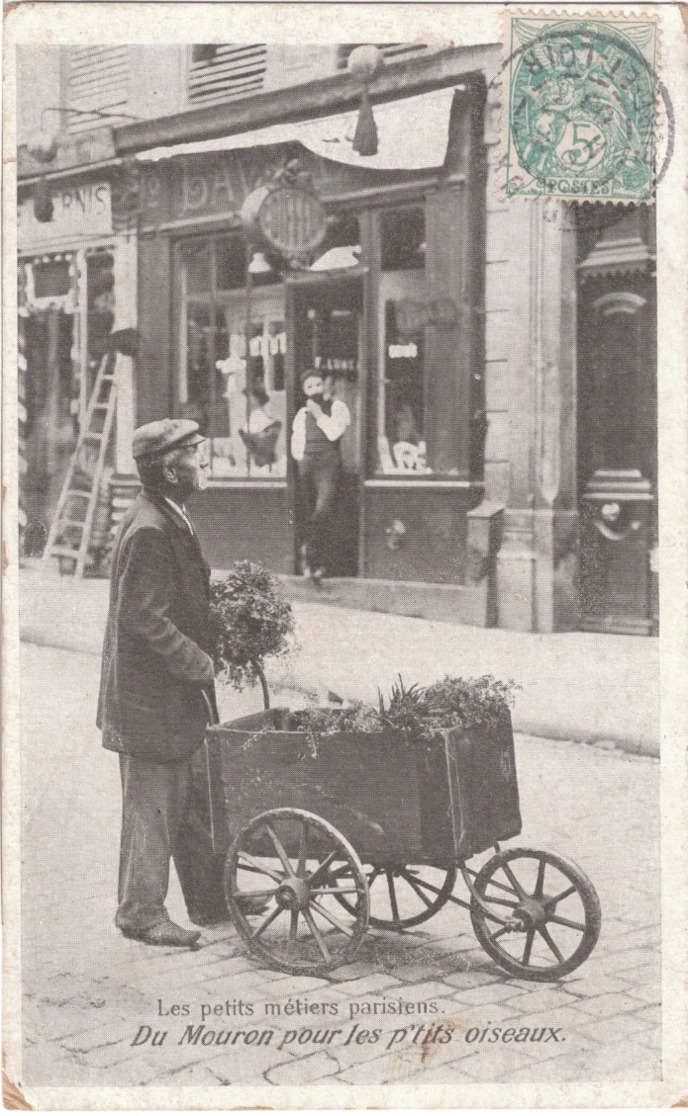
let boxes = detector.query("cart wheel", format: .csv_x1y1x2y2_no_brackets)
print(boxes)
224,808,369,975
469,848,601,981
335,864,457,930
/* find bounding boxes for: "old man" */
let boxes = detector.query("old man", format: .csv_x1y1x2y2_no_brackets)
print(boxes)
97,418,218,947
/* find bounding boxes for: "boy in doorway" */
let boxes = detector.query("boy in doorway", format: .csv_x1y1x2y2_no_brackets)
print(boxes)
291,368,350,583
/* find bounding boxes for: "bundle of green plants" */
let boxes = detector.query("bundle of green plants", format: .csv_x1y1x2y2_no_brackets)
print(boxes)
210,560,295,707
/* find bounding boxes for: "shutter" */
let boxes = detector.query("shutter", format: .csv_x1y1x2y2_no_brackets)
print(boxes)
66,47,130,133
188,44,267,107
337,43,429,69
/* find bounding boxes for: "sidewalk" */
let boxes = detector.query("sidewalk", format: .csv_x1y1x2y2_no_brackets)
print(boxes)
18,563,659,755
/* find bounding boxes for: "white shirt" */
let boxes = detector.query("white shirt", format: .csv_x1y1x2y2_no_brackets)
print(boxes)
290,399,350,462
163,496,195,536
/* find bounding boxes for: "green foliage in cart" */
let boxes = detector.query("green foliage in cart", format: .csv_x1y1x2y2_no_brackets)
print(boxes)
421,674,521,735
289,674,521,747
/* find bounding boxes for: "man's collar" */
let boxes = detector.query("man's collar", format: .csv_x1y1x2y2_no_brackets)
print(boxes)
162,497,195,536
142,489,195,535
163,494,186,516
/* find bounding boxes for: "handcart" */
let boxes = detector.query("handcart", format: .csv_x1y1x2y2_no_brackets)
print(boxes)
202,708,601,981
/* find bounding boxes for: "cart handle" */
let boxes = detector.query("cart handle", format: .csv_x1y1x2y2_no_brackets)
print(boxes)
202,688,219,727
201,689,218,851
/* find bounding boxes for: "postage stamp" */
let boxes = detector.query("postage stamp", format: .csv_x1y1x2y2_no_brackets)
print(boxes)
504,13,658,201
3,1,688,1111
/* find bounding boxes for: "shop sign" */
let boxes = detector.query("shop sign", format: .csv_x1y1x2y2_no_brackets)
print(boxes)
389,343,419,359
19,182,112,249
314,356,357,375
241,184,327,256
138,150,373,232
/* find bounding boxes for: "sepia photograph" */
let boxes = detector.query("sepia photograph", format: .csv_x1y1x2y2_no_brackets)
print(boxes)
4,3,687,1108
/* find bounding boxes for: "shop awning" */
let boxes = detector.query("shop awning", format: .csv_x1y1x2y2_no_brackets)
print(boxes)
134,87,459,172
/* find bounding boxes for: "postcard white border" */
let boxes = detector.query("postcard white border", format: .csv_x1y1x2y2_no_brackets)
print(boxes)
3,2,688,1108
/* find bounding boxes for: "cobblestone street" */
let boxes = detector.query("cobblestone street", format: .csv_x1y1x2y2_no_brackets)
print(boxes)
19,642,660,1089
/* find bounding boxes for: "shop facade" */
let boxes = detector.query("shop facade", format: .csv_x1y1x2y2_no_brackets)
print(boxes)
126,74,489,600
18,43,658,634
17,139,139,558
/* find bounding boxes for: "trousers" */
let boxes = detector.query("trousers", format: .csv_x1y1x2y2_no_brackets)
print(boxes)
298,452,341,571
116,750,224,932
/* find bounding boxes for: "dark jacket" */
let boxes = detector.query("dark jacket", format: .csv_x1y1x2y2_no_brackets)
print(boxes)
97,489,216,763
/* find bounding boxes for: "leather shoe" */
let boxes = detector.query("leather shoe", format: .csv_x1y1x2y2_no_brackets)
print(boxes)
121,920,201,948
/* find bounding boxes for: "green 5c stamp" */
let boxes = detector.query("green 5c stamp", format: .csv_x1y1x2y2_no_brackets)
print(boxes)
505,16,657,201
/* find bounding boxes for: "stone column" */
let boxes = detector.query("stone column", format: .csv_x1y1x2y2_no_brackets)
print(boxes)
532,200,579,632
488,198,579,631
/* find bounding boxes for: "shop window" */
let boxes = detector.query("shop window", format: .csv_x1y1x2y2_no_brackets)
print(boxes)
321,212,361,254
373,203,466,478
183,239,213,293
381,206,425,271
21,301,77,547
33,259,71,299
375,206,431,476
377,302,427,473
215,235,246,291
177,235,287,479
214,235,280,291
86,252,115,361
309,213,361,273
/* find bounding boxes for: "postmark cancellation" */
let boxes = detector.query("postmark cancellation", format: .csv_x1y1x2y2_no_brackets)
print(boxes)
503,12,658,203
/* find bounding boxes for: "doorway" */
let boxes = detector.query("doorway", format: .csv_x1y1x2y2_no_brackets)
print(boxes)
287,272,366,578
577,275,657,634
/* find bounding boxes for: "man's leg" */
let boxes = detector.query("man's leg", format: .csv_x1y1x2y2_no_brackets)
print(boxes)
311,456,340,573
298,459,316,572
173,751,226,924
116,753,191,934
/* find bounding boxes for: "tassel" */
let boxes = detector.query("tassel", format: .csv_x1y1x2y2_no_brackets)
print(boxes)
352,89,378,156
33,176,54,223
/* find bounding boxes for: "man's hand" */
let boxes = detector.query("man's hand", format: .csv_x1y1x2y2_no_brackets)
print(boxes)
306,399,322,418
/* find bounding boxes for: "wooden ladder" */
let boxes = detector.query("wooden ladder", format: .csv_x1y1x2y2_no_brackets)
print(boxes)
43,352,117,577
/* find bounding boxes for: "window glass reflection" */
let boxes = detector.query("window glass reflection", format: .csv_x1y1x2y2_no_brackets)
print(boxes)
178,236,286,478
374,204,462,477
381,206,425,271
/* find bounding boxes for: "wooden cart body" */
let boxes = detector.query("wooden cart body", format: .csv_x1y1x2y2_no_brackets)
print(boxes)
204,708,522,867
203,709,601,982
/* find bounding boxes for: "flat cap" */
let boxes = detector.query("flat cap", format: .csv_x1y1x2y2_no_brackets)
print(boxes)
132,418,205,461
